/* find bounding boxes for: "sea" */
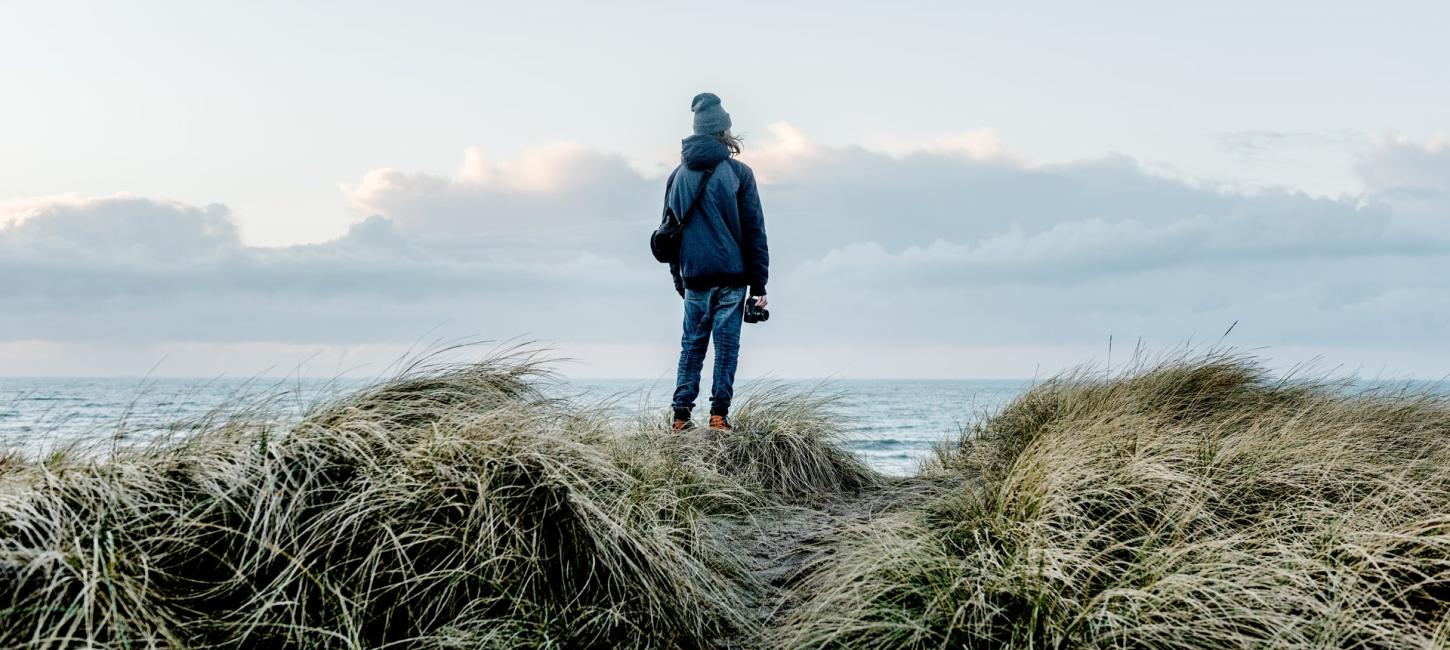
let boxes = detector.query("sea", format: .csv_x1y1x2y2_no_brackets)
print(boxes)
0,377,1033,476
9,376,1446,476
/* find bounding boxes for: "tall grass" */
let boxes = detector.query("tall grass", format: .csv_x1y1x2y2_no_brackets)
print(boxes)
662,386,880,500
7,350,1450,649
780,352,1450,649
0,353,871,649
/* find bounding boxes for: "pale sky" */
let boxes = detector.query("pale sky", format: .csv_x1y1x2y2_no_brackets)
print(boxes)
2,1,1448,378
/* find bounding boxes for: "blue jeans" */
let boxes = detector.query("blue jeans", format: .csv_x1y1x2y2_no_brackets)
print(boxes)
672,285,747,416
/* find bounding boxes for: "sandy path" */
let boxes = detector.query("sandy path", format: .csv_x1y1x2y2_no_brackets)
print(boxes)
715,477,954,649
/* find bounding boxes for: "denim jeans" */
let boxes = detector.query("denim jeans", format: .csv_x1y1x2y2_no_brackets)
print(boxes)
672,285,747,416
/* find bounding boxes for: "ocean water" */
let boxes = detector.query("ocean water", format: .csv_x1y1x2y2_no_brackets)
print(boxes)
0,377,1032,476
567,379,1031,475
0,377,361,454
11,376,1445,476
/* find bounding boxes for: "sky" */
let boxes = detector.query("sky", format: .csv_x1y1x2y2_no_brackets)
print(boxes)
1,1,1448,379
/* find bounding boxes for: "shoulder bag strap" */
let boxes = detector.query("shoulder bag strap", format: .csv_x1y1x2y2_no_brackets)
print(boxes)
675,161,721,227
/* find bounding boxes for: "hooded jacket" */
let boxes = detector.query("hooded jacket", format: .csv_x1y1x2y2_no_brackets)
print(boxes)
665,135,769,296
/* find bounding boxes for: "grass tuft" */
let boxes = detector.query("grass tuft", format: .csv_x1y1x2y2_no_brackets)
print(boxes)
0,353,782,649
663,384,880,500
781,351,1450,649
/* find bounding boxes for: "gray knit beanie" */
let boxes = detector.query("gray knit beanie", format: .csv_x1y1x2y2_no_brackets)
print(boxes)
691,92,732,135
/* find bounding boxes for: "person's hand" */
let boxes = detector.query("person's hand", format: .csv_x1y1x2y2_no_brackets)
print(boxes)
753,295,768,308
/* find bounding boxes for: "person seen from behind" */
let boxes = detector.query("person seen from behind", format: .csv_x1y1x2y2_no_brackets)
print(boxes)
664,92,769,432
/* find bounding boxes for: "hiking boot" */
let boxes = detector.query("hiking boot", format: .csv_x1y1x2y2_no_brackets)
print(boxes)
708,415,732,431
671,409,694,431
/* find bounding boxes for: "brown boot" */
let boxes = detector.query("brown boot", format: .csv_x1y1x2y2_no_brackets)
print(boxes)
708,415,732,431
671,408,694,431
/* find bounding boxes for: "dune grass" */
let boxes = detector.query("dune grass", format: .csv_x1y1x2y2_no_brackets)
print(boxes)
658,385,881,501
779,352,1450,649
4,350,1450,648
0,353,872,649
2,352,870,647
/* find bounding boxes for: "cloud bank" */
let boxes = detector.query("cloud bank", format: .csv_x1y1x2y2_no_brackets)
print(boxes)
2,126,1448,376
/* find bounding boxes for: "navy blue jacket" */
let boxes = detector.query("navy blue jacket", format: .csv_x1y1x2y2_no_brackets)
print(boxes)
666,135,769,296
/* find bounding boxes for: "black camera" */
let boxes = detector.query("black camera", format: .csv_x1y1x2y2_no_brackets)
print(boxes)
743,296,769,323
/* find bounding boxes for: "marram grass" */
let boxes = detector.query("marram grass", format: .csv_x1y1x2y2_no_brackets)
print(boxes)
779,352,1450,649
0,352,872,649
4,351,1450,649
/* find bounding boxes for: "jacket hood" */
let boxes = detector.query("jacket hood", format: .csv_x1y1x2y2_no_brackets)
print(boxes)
681,134,730,170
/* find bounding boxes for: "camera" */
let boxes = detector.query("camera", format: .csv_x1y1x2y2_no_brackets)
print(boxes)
743,296,769,324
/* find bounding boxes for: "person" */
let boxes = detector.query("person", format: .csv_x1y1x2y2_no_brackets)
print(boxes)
665,92,769,432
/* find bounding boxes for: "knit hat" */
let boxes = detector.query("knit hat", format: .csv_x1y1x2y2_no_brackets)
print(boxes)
691,92,732,135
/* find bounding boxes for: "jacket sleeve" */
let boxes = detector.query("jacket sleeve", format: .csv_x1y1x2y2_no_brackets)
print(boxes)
664,168,684,297
736,163,769,295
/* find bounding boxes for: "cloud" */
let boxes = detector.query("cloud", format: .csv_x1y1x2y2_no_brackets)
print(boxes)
0,195,239,262
1352,135,1450,235
794,204,1442,289
735,128,1449,286
0,195,663,344
1356,135,1450,194
341,144,656,260
1214,130,1361,157
868,126,1020,163
3,127,1449,375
